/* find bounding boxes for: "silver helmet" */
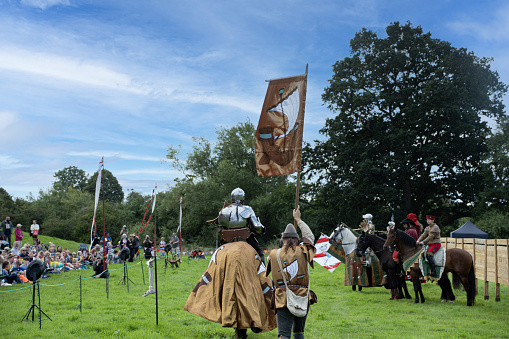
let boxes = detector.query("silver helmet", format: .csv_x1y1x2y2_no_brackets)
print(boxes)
231,187,245,203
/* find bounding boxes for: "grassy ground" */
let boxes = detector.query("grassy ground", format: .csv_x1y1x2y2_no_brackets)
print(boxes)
1,245,508,338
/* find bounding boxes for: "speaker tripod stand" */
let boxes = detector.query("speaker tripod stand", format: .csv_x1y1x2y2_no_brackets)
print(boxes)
21,280,52,323
117,261,135,291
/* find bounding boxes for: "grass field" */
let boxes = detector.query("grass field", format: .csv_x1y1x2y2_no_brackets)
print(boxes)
1,238,508,338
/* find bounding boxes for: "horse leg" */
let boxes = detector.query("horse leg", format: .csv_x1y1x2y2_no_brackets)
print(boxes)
400,276,411,299
410,269,424,303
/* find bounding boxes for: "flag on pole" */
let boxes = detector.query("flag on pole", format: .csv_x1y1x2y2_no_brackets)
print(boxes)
313,234,341,273
152,186,157,214
255,70,307,177
89,158,103,248
177,195,182,233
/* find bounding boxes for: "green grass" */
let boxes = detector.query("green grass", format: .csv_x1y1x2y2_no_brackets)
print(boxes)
16,231,82,252
1,250,508,338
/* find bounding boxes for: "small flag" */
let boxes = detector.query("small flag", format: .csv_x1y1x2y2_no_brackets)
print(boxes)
313,234,341,273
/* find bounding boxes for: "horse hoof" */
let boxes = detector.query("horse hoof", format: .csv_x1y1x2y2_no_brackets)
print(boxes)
441,299,447,303
449,300,454,303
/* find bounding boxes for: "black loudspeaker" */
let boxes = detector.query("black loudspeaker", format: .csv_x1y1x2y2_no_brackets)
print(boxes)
26,259,45,282
119,247,130,261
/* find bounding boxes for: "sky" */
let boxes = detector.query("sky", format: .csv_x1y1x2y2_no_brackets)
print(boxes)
1,0,508,200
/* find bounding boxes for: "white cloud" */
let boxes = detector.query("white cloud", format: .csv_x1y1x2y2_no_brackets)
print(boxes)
0,155,31,170
0,47,150,95
447,5,509,42
67,151,163,162
20,0,71,10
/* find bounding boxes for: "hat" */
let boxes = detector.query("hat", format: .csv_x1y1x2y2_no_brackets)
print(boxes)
426,215,436,221
123,225,127,228
16,224,22,228
400,218,416,227
406,213,419,225
282,224,299,238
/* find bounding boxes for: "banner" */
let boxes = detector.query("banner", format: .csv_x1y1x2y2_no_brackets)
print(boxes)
313,234,341,273
255,70,307,176
89,158,103,248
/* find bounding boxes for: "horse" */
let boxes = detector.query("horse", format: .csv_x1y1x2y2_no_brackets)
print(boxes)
356,231,411,300
329,224,386,292
384,228,476,306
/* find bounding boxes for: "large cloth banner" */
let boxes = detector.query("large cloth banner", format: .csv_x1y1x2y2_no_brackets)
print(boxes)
255,71,307,177
313,234,341,273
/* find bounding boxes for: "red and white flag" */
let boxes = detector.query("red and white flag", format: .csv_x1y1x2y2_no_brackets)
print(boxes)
313,234,341,273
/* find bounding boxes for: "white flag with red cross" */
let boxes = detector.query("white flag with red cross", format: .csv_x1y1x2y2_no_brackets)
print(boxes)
313,234,341,273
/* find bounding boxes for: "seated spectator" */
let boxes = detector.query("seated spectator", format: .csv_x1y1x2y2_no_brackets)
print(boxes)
56,245,62,253
1,255,23,285
10,242,21,256
93,257,109,278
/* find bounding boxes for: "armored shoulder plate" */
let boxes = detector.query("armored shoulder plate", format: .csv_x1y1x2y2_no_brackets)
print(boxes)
217,204,265,234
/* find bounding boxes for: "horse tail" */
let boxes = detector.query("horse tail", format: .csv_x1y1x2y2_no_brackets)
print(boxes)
466,262,477,305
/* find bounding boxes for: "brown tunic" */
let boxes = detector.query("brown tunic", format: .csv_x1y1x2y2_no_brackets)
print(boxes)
267,242,316,309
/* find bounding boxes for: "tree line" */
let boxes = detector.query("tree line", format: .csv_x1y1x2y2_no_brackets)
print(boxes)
1,22,508,246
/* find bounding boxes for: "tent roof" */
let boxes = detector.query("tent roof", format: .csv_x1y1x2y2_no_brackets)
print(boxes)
450,220,489,239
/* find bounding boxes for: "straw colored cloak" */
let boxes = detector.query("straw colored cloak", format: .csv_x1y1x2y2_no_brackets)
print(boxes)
184,241,276,333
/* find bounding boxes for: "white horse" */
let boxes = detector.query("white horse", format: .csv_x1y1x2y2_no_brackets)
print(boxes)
329,224,386,291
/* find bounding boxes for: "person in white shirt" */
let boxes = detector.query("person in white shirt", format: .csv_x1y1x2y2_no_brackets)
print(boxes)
30,220,40,245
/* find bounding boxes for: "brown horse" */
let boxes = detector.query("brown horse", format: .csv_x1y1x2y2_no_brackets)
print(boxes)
383,228,476,306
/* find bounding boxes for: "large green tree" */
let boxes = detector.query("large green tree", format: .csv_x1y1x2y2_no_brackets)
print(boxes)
303,22,508,228
85,169,124,203
53,166,88,191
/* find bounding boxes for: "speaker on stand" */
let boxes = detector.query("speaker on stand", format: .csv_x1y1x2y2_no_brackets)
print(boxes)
21,259,52,323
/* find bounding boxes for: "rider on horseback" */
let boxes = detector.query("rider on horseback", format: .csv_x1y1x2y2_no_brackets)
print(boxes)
216,187,265,262
417,215,441,277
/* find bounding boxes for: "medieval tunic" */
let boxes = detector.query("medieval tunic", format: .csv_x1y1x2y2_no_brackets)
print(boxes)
184,241,276,333
266,234,316,309
418,223,441,245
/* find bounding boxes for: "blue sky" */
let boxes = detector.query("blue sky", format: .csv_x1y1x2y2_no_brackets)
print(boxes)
1,0,508,199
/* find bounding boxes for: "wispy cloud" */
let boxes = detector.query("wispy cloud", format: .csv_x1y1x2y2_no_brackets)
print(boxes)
67,151,163,162
20,0,71,10
447,5,509,42
0,47,150,94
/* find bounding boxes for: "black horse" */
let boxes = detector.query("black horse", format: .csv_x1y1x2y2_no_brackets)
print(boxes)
356,231,411,300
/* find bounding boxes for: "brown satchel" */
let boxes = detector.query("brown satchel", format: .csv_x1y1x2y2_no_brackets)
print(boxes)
221,227,250,242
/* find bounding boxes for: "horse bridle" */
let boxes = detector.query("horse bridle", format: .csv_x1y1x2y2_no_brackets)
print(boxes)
358,232,387,254
330,225,356,246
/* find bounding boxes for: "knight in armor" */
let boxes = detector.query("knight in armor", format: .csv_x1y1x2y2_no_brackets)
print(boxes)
360,214,375,234
417,215,441,277
216,187,265,261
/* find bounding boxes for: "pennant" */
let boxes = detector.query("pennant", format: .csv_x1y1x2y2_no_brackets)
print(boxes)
313,234,341,273
255,70,307,176
177,195,182,233
90,158,103,248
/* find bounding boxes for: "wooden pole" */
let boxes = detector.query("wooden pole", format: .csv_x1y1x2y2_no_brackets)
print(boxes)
484,239,489,300
495,239,500,302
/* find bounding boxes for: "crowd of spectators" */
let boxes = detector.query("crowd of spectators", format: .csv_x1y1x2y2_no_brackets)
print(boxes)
0,232,151,286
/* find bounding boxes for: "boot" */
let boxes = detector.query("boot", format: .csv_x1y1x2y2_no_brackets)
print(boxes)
235,329,247,339
426,254,436,277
